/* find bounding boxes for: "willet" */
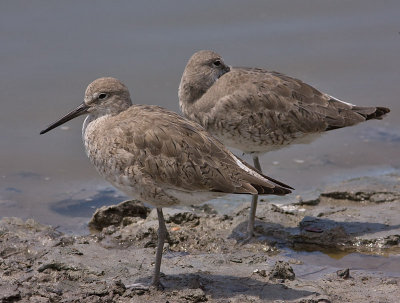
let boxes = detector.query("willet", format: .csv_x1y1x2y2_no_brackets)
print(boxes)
179,50,390,239
40,77,292,289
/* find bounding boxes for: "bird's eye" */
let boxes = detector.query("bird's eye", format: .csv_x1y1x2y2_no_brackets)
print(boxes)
213,60,222,67
98,93,108,100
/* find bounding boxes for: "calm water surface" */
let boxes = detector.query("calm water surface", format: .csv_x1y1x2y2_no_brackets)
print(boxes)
1,1,399,240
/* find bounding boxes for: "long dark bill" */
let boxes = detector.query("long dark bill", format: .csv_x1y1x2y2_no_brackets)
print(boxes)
40,102,89,135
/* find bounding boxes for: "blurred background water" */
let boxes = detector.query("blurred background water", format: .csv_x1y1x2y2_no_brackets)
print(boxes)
0,0,399,234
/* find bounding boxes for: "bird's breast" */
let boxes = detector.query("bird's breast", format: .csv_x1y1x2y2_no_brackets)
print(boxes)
82,115,114,174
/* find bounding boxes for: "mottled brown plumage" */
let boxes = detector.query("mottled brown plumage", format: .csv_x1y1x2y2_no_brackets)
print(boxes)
179,50,390,153
40,77,292,289
179,50,390,239
83,103,291,207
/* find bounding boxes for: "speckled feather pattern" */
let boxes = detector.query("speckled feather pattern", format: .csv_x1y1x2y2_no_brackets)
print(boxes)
83,103,291,207
179,51,390,153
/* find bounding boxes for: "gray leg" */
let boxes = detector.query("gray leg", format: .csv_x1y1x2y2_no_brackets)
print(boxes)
126,207,167,290
151,207,167,288
247,155,262,239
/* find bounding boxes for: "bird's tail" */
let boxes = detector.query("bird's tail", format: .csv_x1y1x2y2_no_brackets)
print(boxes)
234,156,293,196
351,106,390,120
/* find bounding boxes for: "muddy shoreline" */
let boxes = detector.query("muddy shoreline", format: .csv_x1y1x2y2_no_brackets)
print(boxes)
1,176,400,302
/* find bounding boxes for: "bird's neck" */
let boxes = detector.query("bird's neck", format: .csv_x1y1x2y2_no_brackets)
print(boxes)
179,84,202,111
179,77,210,117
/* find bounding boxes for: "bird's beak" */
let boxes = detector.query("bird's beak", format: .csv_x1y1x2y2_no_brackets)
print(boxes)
40,102,89,135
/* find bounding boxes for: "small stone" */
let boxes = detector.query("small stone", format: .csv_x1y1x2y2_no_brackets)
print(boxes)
269,261,295,281
0,285,21,302
383,235,400,246
179,288,207,302
111,279,126,295
336,268,350,279
166,212,200,226
89,200,150,230
37,262,77,272
66,247,83,256
384,279,398,285
230,257,243,263
54,236,75,247
294,198,320,206
369,192,397,203
253,268,267,277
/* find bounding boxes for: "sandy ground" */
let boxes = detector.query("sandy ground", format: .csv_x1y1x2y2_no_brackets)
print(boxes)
1,175,400,303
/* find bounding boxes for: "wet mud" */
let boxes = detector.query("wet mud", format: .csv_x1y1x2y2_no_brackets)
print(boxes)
1,177,400,302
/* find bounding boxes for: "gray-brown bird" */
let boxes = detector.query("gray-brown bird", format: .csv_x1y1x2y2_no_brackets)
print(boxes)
40,77,292,289
179,50,390,239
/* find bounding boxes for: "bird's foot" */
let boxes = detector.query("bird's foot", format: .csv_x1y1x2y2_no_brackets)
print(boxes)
235,230,255,245
151,281,165,291
241,234,254,244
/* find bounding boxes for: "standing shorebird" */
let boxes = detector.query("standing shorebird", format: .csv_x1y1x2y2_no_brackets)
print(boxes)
40,77,292,289
179,50,390,239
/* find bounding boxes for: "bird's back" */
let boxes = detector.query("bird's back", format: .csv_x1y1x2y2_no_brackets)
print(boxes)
182,67,389,153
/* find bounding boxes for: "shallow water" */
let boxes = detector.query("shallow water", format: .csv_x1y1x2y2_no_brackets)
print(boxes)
285,248,400,279
1,1,399,235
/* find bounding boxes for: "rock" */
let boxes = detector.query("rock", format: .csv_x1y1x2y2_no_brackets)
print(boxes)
369,192,398,203
384,279,398,285
296,217,349,247
382,235,400,246
110,280,126,295
321,191,399,203
165,212,200,226
179,288,207,302
253,268,267,277
336,268,350,279
37,262,78,272
53,236,75,247
321,191,370,201
355,234,400,248
269,261,295,281
229,257,243,263
0,285,21,302
294,198,320,206
88,200,150,230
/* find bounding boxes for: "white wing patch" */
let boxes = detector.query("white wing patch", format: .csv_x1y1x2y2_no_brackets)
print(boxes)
232,154,266,181
328,95,355,107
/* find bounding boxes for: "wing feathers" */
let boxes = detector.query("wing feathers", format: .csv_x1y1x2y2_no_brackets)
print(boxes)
108,105,292,197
